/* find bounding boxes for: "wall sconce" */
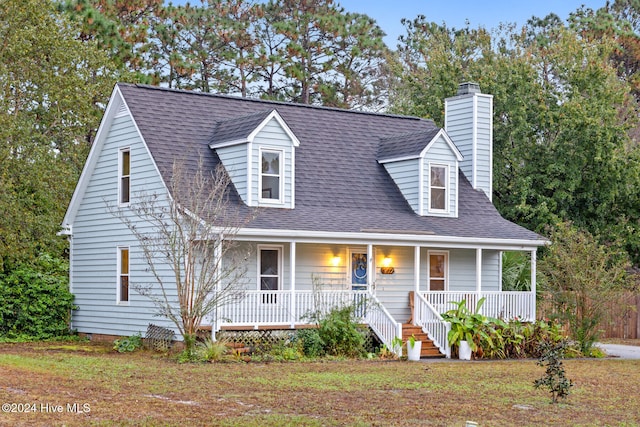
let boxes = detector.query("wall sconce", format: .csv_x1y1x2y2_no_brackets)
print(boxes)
381,257,394,274
331,256,341,266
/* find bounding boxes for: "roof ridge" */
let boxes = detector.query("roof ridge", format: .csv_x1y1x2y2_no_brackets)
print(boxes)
117,82,432,122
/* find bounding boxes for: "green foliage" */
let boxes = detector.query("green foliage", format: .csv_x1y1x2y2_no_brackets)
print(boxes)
295,328,326,358
502,252,531,291
0,255,76,339
441,298,494,353
0,0,117,269
195,338,229,362
539,222,632,355
113,333,143,353
534,340,574,403
477,318,566,359
316,305,367,358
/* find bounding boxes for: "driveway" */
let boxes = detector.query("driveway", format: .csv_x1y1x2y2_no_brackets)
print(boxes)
596,343,640,359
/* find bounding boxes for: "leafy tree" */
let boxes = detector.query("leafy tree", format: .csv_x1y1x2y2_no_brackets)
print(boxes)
0,0,117,269
0,255,75,339
320,12,389,110
109,159,254,356
538,222,632,354
58,0,162,78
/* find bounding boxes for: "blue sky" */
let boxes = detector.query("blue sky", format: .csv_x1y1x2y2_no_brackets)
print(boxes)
170,1,607,46
337,0,606,46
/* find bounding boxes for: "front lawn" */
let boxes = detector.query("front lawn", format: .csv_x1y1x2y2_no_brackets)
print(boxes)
0,341,639,426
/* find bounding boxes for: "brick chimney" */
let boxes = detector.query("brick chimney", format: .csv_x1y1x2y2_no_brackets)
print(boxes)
444,82,493,200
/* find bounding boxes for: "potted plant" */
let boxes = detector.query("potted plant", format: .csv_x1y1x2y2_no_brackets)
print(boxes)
441,298,490,360
406,334,422,361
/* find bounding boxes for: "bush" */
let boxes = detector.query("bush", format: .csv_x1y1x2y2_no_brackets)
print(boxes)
534,340,574,403
0,255,76,339
317,305,366,358
113,333,143,353
477,319,566,359
295,328,325,358
195,338,229,362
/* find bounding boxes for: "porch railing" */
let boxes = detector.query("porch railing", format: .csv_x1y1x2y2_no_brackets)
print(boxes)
212,290,371,330
414,292,450,358
422,291,536,321
366,294,403,357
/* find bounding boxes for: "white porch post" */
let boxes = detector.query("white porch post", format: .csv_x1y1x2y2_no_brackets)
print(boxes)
476,248,482,312
290,241,296,328
530,248,537,321
414,246,420,295
367,243,373,289
212,237,222,341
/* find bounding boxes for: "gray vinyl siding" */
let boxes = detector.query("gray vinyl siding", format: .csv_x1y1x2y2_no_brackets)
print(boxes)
216,143,249,203
481,250,500,291
251,118,295,208
420,248,500,292
381,159,420,213
71,113,177,338
445,94,493,199
475,96,493,198
423,135,458,217
373,246,414,322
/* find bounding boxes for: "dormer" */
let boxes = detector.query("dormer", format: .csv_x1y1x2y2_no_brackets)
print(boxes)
378,128,463,217
209,109,300,209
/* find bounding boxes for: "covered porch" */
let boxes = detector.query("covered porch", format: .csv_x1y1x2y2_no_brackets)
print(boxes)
206,240,539,357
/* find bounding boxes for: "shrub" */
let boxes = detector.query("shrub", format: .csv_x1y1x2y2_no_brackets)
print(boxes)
295,328,325,358
113,333,143,353
0,255,76,339
195,338,229,362
317,305,366,358
534,340,574,403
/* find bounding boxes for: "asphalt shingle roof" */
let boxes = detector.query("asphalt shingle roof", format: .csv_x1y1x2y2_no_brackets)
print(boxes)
377,129,441,161
210,109,273,146
118,83,543,243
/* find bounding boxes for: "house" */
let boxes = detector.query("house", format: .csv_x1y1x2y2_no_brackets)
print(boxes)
61,82,546,357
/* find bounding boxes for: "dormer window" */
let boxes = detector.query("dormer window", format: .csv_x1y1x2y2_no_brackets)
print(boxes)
430,164,448,212
260,149,283,203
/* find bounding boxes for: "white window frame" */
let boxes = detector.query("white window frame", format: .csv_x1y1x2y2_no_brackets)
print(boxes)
258,147,285,204
118,147,131,206
428,163,449,214
117,246,130,305
257,245,283,292
427,250,449,291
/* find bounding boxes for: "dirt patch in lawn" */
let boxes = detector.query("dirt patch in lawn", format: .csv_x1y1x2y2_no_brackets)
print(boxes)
1,341,640,426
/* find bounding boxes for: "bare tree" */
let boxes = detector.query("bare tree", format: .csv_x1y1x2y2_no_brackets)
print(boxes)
110,157,254,353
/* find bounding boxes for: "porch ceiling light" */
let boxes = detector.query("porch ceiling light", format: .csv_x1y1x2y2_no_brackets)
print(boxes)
381,257,394,274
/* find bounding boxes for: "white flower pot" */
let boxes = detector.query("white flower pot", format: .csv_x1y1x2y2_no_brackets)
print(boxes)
459,340,472,360
407,341,422,361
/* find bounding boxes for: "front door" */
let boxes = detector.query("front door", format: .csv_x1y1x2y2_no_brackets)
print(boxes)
350,251,368,290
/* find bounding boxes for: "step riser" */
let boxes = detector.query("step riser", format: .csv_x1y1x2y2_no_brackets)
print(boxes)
402,324,446,358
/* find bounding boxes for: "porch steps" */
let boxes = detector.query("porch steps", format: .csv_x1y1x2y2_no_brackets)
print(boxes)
402,324,445,359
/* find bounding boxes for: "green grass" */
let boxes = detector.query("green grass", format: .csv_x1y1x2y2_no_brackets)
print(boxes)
1,342,640,426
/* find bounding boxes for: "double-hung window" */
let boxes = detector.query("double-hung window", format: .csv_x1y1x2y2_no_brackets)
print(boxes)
260,149,282,203
429,164,448,212
118,247,130,303
119,148,131,205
